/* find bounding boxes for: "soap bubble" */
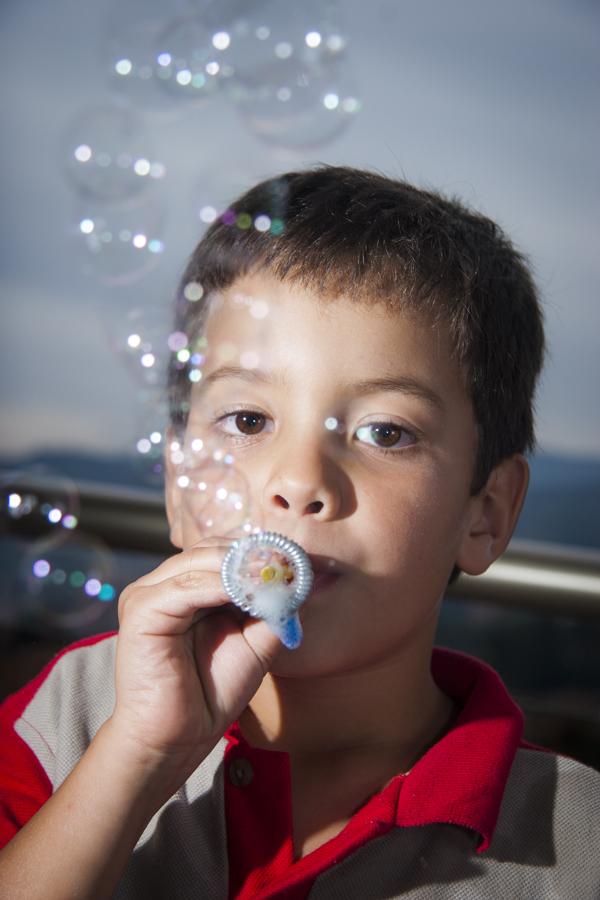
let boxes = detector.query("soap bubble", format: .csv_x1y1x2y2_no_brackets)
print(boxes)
1,471,80,538
232,54,360,148
17,532,115,634
105,0,200,116
171,434,251,540
111,304,174,388
131,390,169,487
223,0,359,148
72,197,166,286
63,103,164,202
154,15,235,103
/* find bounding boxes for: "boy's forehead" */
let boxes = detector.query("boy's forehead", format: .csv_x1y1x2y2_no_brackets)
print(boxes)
198,272,466,407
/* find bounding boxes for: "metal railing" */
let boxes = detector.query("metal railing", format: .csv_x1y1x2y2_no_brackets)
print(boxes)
3,475,600,617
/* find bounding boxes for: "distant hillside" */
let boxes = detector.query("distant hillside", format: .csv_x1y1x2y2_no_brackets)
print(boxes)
1,449,599,550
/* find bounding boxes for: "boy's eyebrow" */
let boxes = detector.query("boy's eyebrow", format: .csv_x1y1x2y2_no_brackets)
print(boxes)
198,365,445,412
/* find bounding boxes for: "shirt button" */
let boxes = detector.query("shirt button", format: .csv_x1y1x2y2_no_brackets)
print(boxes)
228,757,254,787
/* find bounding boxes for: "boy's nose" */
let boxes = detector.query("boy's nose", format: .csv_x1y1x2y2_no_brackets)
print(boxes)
262,445,344,522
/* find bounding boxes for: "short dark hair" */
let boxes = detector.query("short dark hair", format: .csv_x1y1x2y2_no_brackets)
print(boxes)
168,165,545,496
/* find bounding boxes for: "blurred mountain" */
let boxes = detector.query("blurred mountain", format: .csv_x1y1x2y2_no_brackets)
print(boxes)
1,449,599,550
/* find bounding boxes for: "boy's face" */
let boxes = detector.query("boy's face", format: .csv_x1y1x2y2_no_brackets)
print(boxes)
167,271,481,677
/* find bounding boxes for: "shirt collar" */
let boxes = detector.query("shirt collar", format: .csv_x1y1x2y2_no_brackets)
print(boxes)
381,646,524,852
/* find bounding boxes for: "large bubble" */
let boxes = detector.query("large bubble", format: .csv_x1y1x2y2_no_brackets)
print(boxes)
104,0,199,115
153,15,235,103
233,56,361,148
110,304,174,388
224,0,361,148
72,196,166,286
1,471,80,538
169,432,251,541
63,103,165,202
16,532,115,634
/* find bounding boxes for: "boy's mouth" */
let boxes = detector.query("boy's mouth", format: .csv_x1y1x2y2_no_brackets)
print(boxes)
312,570,340,593
307,554,341,594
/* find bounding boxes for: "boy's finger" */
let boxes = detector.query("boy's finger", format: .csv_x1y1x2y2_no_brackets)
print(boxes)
132,544,231,588
120,572,232,632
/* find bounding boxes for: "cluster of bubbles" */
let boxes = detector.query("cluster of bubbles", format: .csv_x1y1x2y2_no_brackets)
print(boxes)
49,2,362,581
1,473,115,632
64,0,360,283
64,103,167,285
106,0,361,148
168,433,251,540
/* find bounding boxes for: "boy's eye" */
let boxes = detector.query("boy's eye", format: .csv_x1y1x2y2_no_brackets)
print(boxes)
355,422,415,451
219,411,268,436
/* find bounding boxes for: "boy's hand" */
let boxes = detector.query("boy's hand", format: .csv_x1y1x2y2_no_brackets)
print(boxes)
104,542,281,790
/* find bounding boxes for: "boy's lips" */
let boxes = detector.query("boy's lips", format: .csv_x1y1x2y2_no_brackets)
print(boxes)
306,554,341,594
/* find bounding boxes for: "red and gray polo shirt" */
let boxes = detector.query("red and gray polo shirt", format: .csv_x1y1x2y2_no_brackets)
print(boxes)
1,632,599,898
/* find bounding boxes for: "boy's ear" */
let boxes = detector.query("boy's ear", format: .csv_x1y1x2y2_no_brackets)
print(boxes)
456,454,530,576
164,427,184,549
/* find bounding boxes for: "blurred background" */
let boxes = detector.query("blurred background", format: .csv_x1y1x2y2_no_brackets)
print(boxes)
1,0,599,766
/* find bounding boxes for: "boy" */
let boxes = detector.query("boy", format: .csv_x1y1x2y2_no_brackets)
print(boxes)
1,166,599,898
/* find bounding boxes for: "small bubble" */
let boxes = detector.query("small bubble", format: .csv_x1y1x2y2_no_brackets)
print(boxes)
323,93,339,110
212,31,231,50
275,41,293,59
74,144,92,163
305,31,322,48
33,559,51,578
84,578,102,597
254,214,271,233
133,158,151,176
176,69,192,86
149,161,166,179
183,281,204,302
115,58,133,76
199,206,217,224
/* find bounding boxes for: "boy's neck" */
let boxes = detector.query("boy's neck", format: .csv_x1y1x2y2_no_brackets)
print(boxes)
239,642,456,771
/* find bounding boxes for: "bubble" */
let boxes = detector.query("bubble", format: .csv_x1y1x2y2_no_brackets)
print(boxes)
104,3,195,117
17,532,115,633
63,104,163,202
154,16,234,103
130,390,169,487
232,54,360,149
73,196,166,286
178,442,251,540
1,471,80,538
224,0,360,148
109,303,192,389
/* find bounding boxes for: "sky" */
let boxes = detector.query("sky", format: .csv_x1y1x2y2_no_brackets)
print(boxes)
1,0,599,462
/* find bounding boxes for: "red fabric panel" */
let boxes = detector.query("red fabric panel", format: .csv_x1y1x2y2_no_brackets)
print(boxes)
0,631,117,850
224,647,527,898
